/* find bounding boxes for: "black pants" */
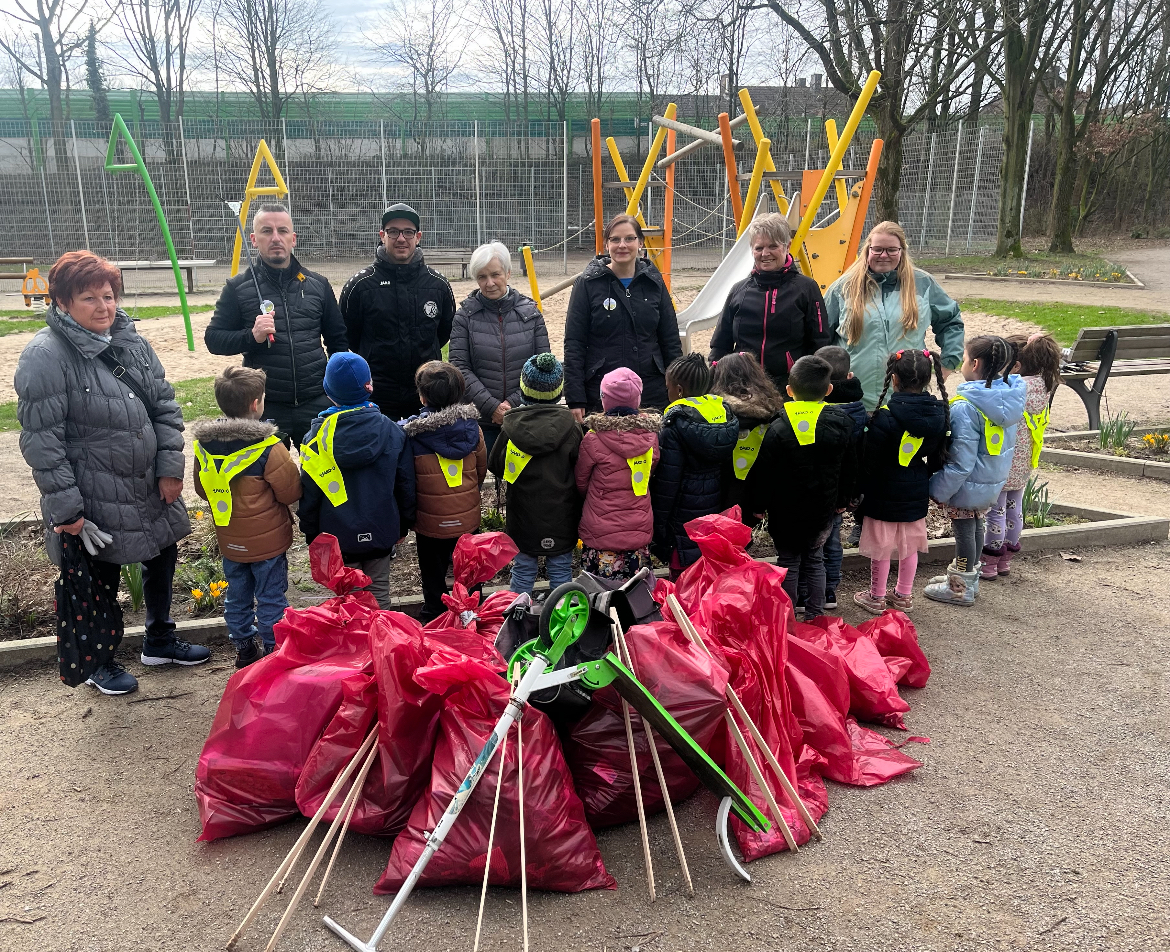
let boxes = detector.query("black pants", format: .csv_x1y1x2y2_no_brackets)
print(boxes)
774,520,835,620
91,544,179,648
416,534,459,622
268,393,331,448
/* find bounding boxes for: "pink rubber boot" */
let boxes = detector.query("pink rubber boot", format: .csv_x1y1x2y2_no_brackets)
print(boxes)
998,541,1021,576
980,546,1002,581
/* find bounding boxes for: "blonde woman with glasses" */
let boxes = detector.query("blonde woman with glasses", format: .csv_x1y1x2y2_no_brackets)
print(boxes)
824,221,964,410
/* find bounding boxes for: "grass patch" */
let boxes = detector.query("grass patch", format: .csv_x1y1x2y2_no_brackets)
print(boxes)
0,375,219,434
0,303,214,321
0,319,46,337
960,298,1169,346
917,252,1128,283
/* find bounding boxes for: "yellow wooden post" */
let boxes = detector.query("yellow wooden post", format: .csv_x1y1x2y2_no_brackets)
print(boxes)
521,245,543,312
738,138,771,238
624,103,677,217
230,139,290,277
824,120,849,214
736,90,788,213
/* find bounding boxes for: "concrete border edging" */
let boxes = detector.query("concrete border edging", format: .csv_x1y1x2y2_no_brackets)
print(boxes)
940,272,1145,289
1041,447,1170,481
3,504,1165,673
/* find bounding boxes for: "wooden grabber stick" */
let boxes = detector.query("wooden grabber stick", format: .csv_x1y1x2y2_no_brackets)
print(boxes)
226,726,378,950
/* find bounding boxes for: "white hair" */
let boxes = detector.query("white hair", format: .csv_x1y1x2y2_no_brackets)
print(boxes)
469,241,512,279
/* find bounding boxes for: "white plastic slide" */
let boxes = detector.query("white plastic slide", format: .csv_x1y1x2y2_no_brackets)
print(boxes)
677,196,773,354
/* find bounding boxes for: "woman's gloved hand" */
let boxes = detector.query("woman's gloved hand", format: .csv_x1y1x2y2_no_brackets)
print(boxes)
78,520,114,556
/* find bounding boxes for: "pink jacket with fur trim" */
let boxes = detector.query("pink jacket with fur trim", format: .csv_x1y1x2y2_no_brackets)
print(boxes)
575,411,662,551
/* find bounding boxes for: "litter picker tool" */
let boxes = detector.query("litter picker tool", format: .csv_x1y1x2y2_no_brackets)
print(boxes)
322,572,769,952
224,200,275,346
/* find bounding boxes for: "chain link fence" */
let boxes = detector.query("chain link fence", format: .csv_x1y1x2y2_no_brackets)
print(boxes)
0,116,1028,281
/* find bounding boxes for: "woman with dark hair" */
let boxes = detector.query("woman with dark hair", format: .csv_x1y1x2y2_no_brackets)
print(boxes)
564,214,682,418
15,251,209,696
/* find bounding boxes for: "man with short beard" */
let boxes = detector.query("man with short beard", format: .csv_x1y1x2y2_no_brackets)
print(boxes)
340,203,456,421
205,203,349,445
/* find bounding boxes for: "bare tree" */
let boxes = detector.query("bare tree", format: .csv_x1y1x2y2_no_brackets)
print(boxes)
368,0,468,124
109,0,202,127
215,0,334,122
577,0,615,121
535,0,576,123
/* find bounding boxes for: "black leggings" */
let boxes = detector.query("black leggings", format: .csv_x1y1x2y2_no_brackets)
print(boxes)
952,516,986,573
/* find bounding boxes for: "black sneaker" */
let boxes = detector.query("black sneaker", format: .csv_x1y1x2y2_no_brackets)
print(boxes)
141,638,212,666
86,661,139,695
824,589,838,610
234,637,261,669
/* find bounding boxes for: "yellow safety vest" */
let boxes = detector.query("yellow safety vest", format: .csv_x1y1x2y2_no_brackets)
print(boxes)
951,395,1005,456
437,454,464,488
193,435,280,526
1023,406,1049,468
731,425,767,480
502,441,533,484
898,433,925,467
665,394,728,424
783,400,826,446
301,409,359,506
627,448,653,496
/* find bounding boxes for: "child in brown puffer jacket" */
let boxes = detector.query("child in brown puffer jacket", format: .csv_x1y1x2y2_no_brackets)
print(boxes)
401,361,487,622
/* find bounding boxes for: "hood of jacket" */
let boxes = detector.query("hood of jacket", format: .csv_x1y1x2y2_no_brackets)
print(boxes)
954,375,1027,426
720,391,783,429
826,375,864,406
191,417,279,453
748,256,800,286
46,304,135,358
373,244,426,282
583,410,662,457
884,391,948,439
501,404,580,456
579,254,665,290
307,405,392,467
402,402,482,457
664,402,739,463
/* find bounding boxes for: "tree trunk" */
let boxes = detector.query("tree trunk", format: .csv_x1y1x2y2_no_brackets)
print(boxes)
994,7,1040,258
873,102,905,222
1048,7,1084,253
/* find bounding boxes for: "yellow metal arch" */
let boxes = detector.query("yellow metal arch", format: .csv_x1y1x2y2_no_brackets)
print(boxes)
230,139,290,277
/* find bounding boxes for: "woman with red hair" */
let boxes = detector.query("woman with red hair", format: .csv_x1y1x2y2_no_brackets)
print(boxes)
15,250,209,696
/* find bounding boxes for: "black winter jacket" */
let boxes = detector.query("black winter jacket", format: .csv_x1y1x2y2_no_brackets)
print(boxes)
859,391,948,523
825,375,867,500
450,289,550,424
748,403,856,549
708,260,830,391
651,398,739,567
339,247,456,416
564,257,682,412
716,390,783,526
488,403,583,556
299,405,417,559
204,255,348,407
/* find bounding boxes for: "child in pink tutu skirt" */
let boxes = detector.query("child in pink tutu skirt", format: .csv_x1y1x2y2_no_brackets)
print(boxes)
853,349,950,613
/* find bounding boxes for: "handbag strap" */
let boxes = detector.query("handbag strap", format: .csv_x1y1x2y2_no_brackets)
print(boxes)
97,348,156,419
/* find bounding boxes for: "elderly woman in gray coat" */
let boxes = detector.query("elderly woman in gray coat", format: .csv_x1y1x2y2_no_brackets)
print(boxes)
16,251,210,696
448,241,550,456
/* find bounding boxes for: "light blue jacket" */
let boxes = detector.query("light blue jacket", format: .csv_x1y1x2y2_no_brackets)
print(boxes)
930,375,1027,511
824,268,964,411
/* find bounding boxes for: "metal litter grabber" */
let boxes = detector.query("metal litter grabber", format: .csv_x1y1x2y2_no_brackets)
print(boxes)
322,576,770,952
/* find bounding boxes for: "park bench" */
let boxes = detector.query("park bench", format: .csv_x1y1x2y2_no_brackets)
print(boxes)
1060,324,1170,429
111,259,217,293
424,251,471,279
0,257,34,283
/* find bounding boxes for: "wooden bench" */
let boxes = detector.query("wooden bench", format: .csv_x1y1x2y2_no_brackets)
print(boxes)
111,259,217,293
0,257,34,282
425,251,472,280
1060,324,1170,429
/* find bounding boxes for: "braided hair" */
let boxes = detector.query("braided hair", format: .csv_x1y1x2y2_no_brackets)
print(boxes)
870,348,951,462
965,334,1017,388
666,352,713,397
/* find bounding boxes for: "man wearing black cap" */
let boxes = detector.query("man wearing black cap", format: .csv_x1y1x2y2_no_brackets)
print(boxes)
339,203,457,421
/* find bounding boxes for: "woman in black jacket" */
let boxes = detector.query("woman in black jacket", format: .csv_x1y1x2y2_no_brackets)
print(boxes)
449,241,549,456
708,212,830,392
564,214,682,419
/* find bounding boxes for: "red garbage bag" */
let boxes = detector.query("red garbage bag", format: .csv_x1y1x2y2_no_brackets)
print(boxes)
856,611,931,689
424,532,519,638
562,620,729,828
195,535,377,841
294,611,446,836
673,508,754,615
377,662,615,893
697,561,823,861
308,532,377,600
795,617,910,728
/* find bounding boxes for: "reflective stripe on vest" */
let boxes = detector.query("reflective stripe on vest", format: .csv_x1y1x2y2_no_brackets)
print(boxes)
783,400,826,446
951,395,1005,456
193,435,280,526
665,394,728,424
503,440,533,484
437,454,464,488
627,448,653,496
301,410,358,506
1023,406,1049,468
898,432,925,467
732,424,767,480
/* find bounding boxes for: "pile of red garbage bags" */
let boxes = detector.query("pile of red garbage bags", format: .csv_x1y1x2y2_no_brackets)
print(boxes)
196,507,931,884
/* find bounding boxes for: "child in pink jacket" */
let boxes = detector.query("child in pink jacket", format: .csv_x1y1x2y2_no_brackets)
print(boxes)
575,368,662,580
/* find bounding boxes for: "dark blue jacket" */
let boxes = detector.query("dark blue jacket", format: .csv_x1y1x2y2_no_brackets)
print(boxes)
825,375,867,502
859,391,948,523
651,398,739,566
299,404,417,558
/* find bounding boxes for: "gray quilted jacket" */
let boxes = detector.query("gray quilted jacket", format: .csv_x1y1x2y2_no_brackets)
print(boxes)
15,306,191,566
449,289,550,423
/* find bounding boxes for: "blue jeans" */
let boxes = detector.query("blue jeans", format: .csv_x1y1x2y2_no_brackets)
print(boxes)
509,551,574,595
799,512,843,603
222,554,289,650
